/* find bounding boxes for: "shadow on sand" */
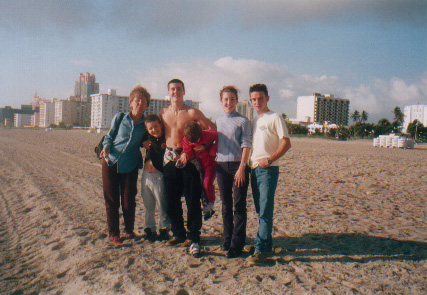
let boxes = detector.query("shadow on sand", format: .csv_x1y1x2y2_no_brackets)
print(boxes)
202,233,427,263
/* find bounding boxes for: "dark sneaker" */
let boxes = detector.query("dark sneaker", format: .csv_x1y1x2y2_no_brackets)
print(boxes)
247,251,266,266
157,228,170,241
221,242,231,251
166,236,185,246
203,209,215,221
143,228,157,242
227,247,243,259
109,235,122,244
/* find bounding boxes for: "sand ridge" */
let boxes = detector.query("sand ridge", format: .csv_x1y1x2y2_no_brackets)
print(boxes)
0,129,426,294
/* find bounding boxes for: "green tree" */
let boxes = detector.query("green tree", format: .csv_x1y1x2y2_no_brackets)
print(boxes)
360,110,369,123
350,110,360,122
281,113,287,120
392,106,405,125
374,118,393,137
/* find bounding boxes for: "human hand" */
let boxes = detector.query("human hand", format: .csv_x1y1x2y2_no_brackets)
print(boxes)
258,158,271,168
179,152,189,165
99,147,109,159
194,145,205,153
142,140,152,149
234,166,246,187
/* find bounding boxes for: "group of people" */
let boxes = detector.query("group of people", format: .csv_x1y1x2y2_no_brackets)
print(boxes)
99,79,291,265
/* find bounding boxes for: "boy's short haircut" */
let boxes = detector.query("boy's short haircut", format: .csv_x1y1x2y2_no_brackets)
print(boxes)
130,85,151,106
168,79,185,92
249,83,268,96
145,114,162,125
183,121,202,143
220,85,239,101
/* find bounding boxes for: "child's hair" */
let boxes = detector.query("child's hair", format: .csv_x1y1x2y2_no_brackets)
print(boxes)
183,121,202,143
220,85,239,101
145,114,162,126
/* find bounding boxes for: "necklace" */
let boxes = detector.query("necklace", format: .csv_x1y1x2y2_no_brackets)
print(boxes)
169,103,185,115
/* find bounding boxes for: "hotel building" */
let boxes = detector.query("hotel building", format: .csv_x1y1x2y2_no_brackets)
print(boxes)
75,72,99,102
297,93,349,125
236,100,254,121
403,104,427,133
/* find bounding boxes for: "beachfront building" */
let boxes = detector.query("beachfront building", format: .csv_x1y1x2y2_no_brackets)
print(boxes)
403,104,427,133
54,99,78,126
14,113,33,127
75,72,99,102
39,101,55,127
236,100,254,121
31,112,40,127
297,93,350,126
90,89,130,129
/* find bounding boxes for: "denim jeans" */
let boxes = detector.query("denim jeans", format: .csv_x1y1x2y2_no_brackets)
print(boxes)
251,166,280,253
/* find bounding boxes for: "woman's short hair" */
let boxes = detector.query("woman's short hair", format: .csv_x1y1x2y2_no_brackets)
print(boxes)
220,85,239,101
129,85,151,107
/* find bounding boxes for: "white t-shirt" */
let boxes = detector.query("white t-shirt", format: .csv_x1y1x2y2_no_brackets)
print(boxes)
250,111,289,168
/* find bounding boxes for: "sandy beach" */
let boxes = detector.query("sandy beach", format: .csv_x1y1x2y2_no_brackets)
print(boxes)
0,128,426,294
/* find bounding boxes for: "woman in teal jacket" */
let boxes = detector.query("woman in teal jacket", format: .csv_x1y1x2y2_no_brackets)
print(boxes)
100,85,150,244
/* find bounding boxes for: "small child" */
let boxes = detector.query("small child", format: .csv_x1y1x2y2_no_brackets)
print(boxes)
180,121,218,221
140,114,170,241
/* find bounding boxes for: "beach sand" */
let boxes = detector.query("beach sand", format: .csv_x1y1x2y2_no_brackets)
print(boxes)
0,129,426,294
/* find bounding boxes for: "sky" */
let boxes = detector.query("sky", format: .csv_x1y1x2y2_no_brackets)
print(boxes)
1,0,426,123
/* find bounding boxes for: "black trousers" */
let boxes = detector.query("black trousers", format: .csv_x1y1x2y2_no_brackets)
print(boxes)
163,161,202,243
102,161,138,237
217,162,249,250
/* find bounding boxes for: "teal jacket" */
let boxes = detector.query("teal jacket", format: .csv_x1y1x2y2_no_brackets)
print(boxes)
103,112,146,173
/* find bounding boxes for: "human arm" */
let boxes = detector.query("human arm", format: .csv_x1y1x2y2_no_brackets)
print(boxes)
181,137,194,164
234,147,250,187
258,137,291,168
193,109,217,131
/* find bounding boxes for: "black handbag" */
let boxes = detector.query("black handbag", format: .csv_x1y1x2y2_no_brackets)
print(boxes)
94,112,125,158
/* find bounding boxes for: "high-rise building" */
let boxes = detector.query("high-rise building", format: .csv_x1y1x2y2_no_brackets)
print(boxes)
75,72,99,102
39,101,55,127
14,113,33,127
54,99,78,125
297,93,350,125
90,90,131,129
403,104,427,133
236,100,254,121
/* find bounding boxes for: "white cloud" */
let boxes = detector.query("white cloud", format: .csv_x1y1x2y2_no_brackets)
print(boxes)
136,57,426,122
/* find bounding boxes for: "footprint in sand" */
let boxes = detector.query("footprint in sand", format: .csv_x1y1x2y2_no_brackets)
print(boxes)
51,241,65,251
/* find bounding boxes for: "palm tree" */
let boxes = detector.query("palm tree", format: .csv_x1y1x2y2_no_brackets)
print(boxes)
392,106,405,125
350,110,360,122
360,110,368,123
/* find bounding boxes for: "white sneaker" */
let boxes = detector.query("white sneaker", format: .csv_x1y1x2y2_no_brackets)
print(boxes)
189,243,200,257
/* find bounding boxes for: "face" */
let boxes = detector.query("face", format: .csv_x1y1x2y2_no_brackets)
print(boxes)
130,94,148,115
221,92,238,113
250,91,269,114
145,120,163,138
168,83,185,102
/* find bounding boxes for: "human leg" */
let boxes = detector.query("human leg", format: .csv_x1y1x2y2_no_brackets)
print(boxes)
182,162,202,243
151,172,170,230
141,171,157,231
163,162,186,240
120,166,139,235
231,165,249,250
217,162,233,247
102,161,121,237
252,166,279,253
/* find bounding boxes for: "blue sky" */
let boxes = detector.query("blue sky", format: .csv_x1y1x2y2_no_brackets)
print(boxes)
1,0,426,122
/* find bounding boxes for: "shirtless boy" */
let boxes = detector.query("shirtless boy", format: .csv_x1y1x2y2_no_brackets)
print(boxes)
160,79,216,256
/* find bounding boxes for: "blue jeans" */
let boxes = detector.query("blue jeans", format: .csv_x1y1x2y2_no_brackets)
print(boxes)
251,166,279,253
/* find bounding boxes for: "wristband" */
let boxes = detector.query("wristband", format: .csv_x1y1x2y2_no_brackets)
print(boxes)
267,158,272,165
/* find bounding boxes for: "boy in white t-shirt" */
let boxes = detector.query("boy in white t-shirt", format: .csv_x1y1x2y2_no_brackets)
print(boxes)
247,83,292,266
